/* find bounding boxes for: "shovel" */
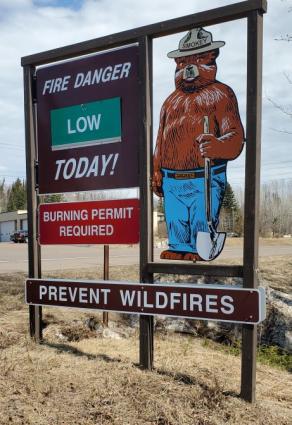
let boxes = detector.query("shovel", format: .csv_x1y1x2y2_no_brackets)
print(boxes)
196,116,226,261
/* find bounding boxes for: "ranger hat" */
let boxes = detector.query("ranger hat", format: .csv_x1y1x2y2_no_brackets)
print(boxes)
167,27,225,58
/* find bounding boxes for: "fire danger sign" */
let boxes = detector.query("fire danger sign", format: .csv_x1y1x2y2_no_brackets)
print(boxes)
36,45,140,194
26,279,266,324
39,199,140,245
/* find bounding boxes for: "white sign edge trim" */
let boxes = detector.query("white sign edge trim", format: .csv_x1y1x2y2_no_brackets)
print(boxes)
25,277,266,292
24,301,265,325
258,286,266,322
51,136,122,151
38,197,140,207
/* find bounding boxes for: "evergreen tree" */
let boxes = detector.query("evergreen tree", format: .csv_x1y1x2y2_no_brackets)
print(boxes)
222,182,238,211
220,182,243,235
6,178,27,211
41,194,64,203
0,179,6,212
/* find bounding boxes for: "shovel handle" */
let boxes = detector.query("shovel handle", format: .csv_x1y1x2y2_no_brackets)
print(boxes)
203,116,212,225
203,116,209,134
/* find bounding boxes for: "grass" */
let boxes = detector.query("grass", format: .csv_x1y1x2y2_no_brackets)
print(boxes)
0,330,291,424
202,339,292,372
257,345,292,371
0,255,291,424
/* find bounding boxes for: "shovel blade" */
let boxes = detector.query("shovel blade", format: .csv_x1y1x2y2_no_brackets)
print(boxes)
197,231,226,261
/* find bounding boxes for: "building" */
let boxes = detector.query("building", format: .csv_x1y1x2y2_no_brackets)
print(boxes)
153,211,167,238
0,210,28,242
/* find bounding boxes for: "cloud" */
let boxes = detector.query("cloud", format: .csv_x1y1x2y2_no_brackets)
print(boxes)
0,0,291,186
33,0,84,10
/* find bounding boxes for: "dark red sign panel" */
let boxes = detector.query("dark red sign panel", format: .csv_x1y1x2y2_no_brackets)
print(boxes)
36,45,140,194
25,279,266,324
39,199,139,245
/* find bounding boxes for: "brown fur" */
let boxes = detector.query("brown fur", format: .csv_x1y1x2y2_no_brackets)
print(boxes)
160,251,202,261
152,51,244,197
160,250,185,260
153,50,244,261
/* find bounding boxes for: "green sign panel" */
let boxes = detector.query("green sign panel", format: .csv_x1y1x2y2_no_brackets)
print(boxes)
50,97,121,151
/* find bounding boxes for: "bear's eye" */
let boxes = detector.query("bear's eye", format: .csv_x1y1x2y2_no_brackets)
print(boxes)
195,53,209,63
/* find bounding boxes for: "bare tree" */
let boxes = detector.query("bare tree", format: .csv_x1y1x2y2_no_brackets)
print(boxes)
235,181,292,237
260,180,292,236
275,1,292,42
269,1,292,133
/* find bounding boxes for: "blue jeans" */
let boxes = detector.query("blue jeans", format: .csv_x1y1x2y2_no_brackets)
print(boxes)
162,165,226,253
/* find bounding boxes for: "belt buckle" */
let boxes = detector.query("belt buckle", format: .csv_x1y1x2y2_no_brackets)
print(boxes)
174,172,196,179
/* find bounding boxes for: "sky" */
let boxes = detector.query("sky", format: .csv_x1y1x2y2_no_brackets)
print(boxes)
0,0,291,190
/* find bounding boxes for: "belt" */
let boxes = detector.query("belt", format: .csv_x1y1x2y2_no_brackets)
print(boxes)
162,165,226,180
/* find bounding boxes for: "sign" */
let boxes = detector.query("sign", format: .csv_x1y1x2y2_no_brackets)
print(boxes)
36,45,140,194
26,279,266,324
51,98,122,151
39,199,140,245
152,27,245,263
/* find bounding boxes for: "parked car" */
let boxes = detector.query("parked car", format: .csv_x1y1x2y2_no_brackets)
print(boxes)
10,229,28,243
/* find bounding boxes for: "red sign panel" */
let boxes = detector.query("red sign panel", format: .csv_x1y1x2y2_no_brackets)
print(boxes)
39,199,139,245
25,279,266,324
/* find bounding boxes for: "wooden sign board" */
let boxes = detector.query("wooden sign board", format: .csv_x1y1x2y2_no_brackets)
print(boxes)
26,279,266,324
36,45,140,194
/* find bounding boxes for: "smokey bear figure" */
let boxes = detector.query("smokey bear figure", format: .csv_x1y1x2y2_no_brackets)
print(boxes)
152,27,244,262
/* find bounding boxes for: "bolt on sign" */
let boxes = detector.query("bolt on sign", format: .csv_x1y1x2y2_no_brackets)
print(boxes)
26,279,266,325
39,199,140,245
36,45,139,194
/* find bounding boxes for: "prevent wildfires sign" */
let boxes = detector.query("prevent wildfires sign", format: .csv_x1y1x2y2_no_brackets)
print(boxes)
25,279,266,325
36,45,140,194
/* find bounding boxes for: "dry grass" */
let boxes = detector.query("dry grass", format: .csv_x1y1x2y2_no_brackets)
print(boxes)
0,260,291,425
258,256,292,293
0,329,291,424
213,255,292,293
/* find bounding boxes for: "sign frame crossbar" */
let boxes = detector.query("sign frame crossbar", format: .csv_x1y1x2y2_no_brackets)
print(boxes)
21,0,267,66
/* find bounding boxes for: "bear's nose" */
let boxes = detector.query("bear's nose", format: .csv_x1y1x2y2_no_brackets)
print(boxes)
183,64,199,80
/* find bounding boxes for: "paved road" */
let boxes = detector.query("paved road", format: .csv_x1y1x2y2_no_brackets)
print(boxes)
0,239,291,274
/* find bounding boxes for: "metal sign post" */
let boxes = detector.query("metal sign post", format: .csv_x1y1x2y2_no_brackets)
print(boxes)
103,245,109,326
23,66,42,341
241,9,264,403
138,35,154,370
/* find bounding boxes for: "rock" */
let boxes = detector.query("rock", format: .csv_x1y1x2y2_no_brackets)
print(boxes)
153,275,292,353
85,316,101,331
102,328,123,339
118,313,139,328
155,317,196,335
259,287,292,352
